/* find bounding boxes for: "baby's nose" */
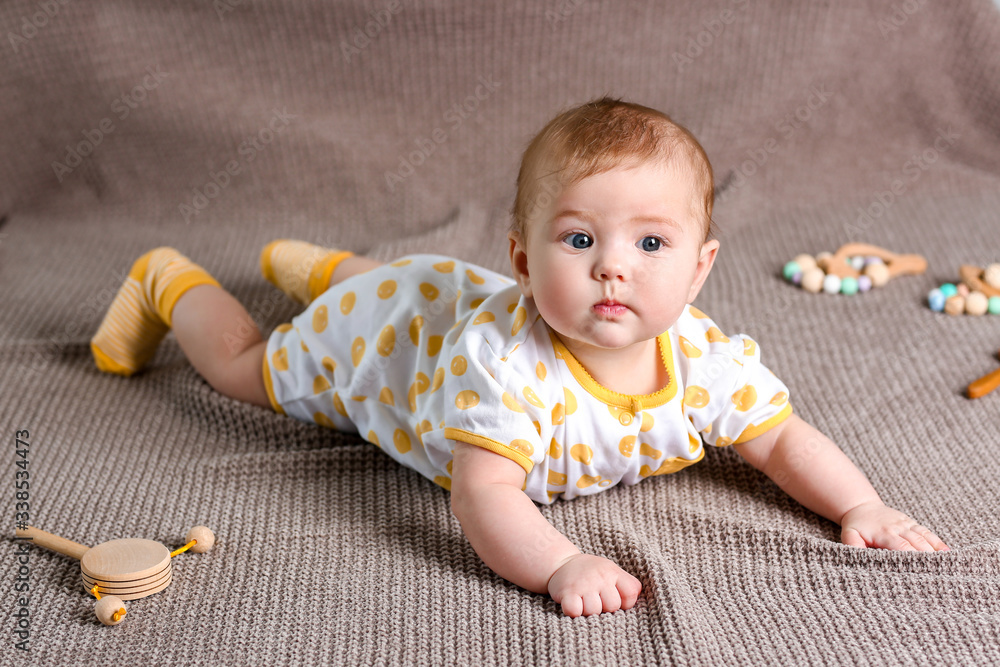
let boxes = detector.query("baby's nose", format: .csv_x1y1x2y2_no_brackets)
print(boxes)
593,248,627,281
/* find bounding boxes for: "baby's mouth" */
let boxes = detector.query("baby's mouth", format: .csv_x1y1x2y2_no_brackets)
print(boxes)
593,300,628,318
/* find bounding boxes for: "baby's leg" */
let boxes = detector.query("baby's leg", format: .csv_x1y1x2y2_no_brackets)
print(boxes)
260,239,382,304
170,285,270,407
329,255,383,285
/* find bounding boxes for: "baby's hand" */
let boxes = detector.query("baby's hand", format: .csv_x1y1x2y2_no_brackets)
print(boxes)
546,553,642,618
840,501,950,552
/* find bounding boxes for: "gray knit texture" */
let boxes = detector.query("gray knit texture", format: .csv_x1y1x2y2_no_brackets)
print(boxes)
2,1,999,665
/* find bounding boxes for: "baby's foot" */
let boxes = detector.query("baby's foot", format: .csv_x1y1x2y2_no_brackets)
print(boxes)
260,240,352,304
90,248,219,376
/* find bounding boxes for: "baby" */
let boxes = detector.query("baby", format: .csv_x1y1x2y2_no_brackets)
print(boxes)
91,97,949,618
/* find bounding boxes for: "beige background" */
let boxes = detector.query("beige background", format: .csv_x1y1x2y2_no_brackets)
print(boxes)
1,1,999,664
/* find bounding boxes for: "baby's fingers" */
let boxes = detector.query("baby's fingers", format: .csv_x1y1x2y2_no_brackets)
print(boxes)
912,525,950,552
842,527,867,549
597,586,622,615
559,594,585,619
617,573,642,611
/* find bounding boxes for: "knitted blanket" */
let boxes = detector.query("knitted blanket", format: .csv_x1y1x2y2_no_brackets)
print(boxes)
2,1,999,664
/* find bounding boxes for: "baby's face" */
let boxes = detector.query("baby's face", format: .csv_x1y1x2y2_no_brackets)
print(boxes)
509,161,718,361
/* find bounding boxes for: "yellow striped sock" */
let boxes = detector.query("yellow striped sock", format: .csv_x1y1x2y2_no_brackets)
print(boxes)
90,247,220,376
260,239,353,304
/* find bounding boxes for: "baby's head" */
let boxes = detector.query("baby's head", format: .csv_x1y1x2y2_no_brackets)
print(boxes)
511,97,715,245
507,97,720,368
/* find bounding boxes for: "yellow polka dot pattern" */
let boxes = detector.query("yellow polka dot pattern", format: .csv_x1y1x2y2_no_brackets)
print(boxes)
313,375,331,394
313,305,328,333
377,280,397,299
455,390,479,410
262,256,790,507
502,392,524,413
409,315,424,344
379,387,394,405
431,368,445,393
377,325,395,357
427,336,443,357
340,292,356,315
419,283,439,301
351,337,365,367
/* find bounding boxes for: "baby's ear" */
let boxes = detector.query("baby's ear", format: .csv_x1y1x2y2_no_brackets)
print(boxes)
687,239,719,304
507,230,532,298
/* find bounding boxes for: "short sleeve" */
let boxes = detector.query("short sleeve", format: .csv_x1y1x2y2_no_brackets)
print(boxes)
442,331,547,475
679,311,792,448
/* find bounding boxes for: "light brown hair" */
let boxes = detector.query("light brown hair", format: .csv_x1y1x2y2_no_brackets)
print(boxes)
511,96,714,242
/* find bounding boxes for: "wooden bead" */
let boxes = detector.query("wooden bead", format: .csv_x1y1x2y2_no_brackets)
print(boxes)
801,267,825,293
957,283,970,297
945,295,966,316
186,526,216,553
864,262,890,287
95,596,127,626
792,254,817,272
815,251,833,271
966,291,989,316
985,263,1000,290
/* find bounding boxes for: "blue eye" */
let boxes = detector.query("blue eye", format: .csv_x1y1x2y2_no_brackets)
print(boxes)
640,236,662,252
565,233,592,249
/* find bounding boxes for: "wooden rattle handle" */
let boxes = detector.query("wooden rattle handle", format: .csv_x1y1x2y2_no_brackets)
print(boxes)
959,265,1000,298
16,526,90,560
826,243,928,279
967,366,1000,399
885,253,928,278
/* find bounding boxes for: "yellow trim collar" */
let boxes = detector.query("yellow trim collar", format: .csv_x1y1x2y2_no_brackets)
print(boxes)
549,330,678,410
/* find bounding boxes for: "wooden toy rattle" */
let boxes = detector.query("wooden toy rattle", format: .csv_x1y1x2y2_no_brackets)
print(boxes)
15,525,214,625
783,243,928,295
927,263,1000,316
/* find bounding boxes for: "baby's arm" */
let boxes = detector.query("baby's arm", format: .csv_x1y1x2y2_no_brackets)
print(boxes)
450,442,642,617
734,414,949,551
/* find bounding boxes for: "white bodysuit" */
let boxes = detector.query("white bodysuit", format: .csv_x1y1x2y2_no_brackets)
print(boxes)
263,254,792,505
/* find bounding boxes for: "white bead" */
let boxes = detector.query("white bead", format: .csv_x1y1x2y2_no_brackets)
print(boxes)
823,274,842,294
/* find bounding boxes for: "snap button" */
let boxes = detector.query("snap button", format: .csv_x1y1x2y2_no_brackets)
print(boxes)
618,412,633,426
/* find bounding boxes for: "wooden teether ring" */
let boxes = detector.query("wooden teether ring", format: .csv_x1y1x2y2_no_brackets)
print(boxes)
825,243,928,279
959,265,1000,298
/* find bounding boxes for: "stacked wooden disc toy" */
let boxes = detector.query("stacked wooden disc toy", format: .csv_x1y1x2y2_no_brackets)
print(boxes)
927,263,1000,316
782,243,928,295
16,525,214,626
